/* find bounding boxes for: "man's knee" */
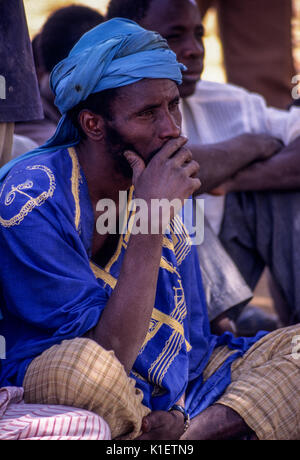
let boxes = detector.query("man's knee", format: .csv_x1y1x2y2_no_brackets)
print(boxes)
23,337,123,406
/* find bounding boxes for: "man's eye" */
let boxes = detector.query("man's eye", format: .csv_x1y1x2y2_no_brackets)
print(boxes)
138,110,154,118
195,28,205,41
165,34,181,41
169,100,180,110
195,32,204,42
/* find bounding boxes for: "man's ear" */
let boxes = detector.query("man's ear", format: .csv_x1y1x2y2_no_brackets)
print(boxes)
78,110,106,141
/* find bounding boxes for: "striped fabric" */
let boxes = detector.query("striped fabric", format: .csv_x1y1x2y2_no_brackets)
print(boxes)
23,337,150,440
203,324,300,440
0,387,111,440
22,326,300,440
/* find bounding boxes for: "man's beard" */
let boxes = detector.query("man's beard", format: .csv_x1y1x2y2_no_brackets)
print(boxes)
104,123,161,179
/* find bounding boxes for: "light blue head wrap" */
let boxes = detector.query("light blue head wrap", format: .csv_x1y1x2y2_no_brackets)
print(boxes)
0,18,185,181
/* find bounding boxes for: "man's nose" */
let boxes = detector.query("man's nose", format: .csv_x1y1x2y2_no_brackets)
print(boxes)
159,111,181,140
183,36,204,59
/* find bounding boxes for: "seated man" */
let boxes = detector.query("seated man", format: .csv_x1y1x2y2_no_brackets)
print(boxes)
106,0,300,327
0,19,299,441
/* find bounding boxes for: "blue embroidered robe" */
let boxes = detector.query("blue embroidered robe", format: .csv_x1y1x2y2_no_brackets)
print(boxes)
0,147,264,418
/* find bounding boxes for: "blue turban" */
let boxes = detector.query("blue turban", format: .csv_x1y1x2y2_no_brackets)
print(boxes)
0,18,185,181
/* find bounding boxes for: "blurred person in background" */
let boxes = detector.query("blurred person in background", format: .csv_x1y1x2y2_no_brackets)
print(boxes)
15,5,104,146
197,0,295,109
0,0,43,165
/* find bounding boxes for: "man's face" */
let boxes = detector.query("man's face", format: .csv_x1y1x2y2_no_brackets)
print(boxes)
140,0,204,99
103,78,181,177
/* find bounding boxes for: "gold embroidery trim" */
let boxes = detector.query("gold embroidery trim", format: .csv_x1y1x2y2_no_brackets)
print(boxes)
105,186,134,272
170,215,192,266
160,256,180,277
148,330,184,386
88,188,191,384
0,165,56,228
90,261,117,289
162,236,175,252
68,147,81,231
152,308,191,352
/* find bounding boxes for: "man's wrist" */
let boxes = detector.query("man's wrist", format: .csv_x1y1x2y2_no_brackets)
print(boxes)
169,405,190,433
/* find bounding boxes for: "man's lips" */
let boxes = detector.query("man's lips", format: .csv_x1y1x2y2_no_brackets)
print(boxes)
183,73,200,82
182,62,203,82
182,68,203,83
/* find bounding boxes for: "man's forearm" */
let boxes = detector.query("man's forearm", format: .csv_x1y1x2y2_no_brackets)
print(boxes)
86,232,163,374
190,133,282,193
225,139,300,192
181,404,257,440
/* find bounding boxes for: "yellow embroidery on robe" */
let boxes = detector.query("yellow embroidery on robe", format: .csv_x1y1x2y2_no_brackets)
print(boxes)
146,277,191,386
0,165,56,228
139,318,163,356
150,308,191,351
162,236,175,252
68,147,81,231
90,261,117,289
170,215,192,266
149,330,185,386
87,191,191,388
105,186,135,272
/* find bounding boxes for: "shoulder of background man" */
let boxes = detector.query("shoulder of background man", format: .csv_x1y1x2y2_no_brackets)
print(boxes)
188,79,252,104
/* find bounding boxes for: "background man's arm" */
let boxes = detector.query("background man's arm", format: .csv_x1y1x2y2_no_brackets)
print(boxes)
212,135,300,194
190,133,282,194
181,404,258,440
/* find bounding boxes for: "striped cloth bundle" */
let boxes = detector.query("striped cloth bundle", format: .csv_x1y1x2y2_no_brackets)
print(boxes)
0,386,111,440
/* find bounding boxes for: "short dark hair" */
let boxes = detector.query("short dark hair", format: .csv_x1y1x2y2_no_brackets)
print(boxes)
39,5,104,73
68,88,119,139
106,0,153,23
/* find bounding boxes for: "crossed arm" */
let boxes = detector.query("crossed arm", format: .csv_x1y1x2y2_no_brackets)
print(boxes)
212,135,300,194
190,132,300,194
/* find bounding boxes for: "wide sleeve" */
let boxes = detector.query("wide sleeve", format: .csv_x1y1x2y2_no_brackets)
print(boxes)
245,90,300,145
0,167,108,340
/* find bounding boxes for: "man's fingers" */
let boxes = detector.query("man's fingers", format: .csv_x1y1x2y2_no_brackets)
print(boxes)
190,177,202,194
154,136,188,163
182,159,200,177
171,146,193,166
124,150,145,184
141,415,152,433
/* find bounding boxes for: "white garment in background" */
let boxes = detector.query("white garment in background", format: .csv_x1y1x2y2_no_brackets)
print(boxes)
11,134,38,160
